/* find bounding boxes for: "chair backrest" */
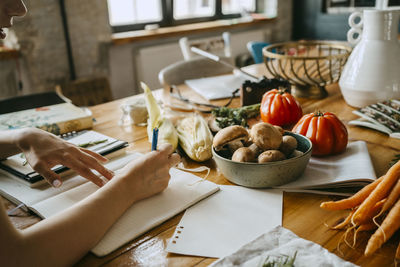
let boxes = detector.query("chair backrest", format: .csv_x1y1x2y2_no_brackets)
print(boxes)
158,57,233,87
247,41,269,64
56,77,113,107
179,32,231,61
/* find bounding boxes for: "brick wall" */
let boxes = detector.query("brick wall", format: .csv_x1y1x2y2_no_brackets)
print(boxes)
0,0,293,100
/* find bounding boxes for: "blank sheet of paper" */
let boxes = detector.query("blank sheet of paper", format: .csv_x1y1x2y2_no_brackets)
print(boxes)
166,186,283,258
185,74,248,100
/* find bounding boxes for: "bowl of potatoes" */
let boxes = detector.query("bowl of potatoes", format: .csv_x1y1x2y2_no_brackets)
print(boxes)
212,122,312,188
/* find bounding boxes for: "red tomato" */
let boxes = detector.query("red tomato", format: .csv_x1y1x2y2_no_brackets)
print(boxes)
260,89,303,127
292,112,348,156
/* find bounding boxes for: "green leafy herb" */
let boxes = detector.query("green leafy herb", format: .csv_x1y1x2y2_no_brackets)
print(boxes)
262,251,297,267
211,103,260,128
77,139,108,148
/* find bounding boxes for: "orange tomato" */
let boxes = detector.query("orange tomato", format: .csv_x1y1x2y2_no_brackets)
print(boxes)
260,89,302,127
292,112,348,156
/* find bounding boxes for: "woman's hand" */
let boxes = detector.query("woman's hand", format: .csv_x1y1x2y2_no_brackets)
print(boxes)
117,143,181,202
15,128,114,187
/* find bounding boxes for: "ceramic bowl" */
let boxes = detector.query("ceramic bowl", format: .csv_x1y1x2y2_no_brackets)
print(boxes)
212,132,312,188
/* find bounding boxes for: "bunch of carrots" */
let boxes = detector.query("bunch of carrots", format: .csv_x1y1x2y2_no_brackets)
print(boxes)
320,160,400,258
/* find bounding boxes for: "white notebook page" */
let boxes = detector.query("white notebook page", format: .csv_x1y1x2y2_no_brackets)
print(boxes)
166,186,282,258
276,141,376,190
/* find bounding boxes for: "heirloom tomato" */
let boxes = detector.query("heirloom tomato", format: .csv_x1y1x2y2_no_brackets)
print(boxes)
292,112,348,156
260,89,302,127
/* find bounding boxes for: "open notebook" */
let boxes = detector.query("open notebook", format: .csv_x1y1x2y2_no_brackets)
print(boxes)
276,141,377,196
0,152,220,256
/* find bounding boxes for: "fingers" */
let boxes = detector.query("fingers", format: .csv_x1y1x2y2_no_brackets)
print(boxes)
77,152,114,180
63,157,106,187
80,148,108,163
157,143,174,156
34,163,63,188
169,153,181,168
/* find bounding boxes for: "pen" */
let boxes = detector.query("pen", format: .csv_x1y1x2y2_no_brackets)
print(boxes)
151,127,159,151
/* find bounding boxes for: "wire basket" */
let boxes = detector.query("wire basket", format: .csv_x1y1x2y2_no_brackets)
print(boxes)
263,41,352,99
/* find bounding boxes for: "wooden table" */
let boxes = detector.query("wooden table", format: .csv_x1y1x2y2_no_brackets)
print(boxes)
5,64,400,266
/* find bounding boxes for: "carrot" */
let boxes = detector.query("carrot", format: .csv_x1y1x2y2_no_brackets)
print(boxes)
353,223,378,248
374,177,400,221
332,210,356,230
358,223,377,232
396,240,400,260
320,176,384,211
353,161,400,226
365,198,400,256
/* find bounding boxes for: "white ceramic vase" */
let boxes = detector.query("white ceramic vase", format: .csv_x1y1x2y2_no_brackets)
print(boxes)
339,9,400,108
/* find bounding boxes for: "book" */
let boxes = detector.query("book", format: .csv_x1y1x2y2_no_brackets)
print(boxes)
0,152,220,256
0,102,93,135
0,130,128,187
0,91,68,114
275,141,377,196
349,99,400,139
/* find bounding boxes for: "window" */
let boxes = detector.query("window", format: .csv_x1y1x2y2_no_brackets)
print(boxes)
222,0,256,14
325,0,400,14
107,0,162,26
108,0,263,33
173,0,216,20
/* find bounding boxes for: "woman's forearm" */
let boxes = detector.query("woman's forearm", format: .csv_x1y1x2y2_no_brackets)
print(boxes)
5,175,139,267
0,129,24,159
0,144,178,267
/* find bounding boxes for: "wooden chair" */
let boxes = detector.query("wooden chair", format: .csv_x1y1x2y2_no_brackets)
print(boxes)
179,32,232,61
56,77,113,107
158,57,233,88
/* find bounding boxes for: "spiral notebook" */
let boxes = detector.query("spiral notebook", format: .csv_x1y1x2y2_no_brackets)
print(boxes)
0,152,220,256
166,186,282,258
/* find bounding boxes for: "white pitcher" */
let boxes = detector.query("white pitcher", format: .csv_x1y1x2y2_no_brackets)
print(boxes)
339,9,400,108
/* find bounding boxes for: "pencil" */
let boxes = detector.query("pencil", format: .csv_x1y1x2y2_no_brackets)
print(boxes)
151,127,159,151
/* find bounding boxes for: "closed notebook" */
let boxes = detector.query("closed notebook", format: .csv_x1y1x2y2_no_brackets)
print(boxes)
166,186,283,258
0,152,220,256
0,102,93,135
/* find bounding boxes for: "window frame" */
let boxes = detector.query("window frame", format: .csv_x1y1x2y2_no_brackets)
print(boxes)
110,0,259,33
